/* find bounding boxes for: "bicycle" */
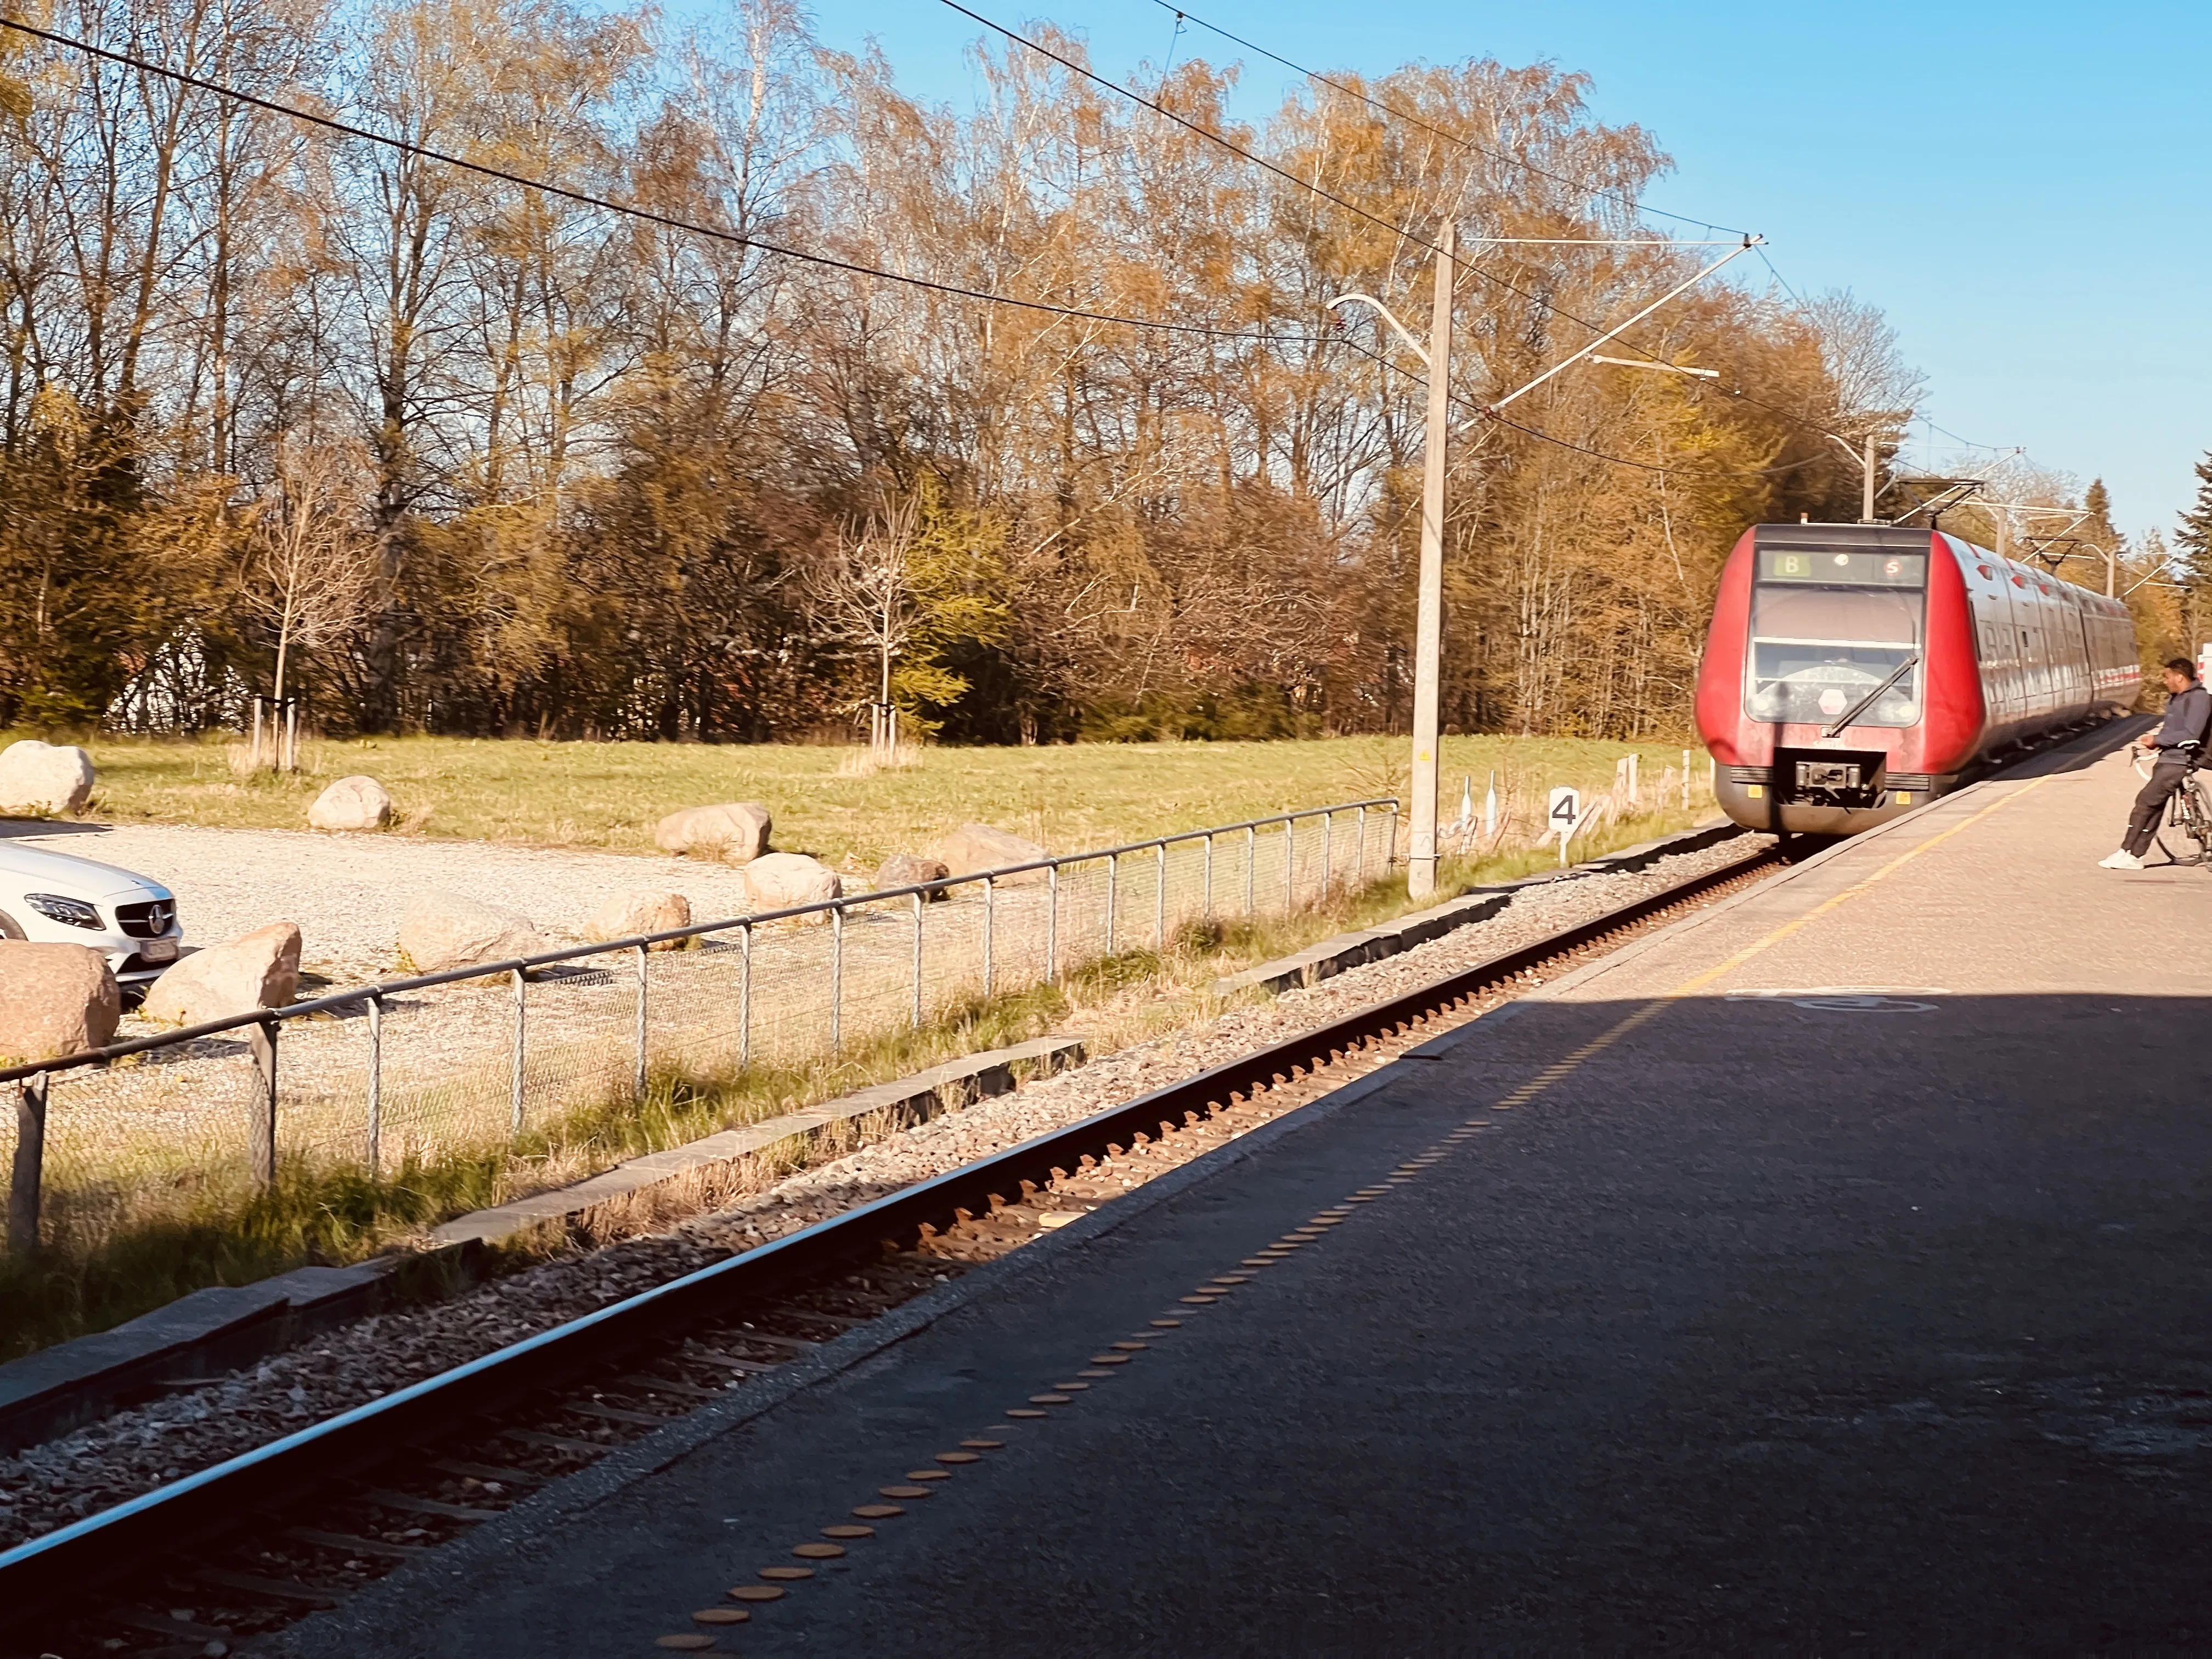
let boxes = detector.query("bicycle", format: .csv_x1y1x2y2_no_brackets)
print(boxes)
2133,743,2212,866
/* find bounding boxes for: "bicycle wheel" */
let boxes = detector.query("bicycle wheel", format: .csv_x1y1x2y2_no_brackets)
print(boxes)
2182,780,2212,864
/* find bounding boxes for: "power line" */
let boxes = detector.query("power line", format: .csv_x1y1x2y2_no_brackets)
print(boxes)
945,0,1754,366
0,13,1342,349
3,12,1826,488
1752,245,1803,304
1083,7,1928,467
947,0,1458,262
1140,0,1757,239
1917,417,2023,455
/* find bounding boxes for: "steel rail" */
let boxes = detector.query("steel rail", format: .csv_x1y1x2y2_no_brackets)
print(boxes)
0,838,1774,1620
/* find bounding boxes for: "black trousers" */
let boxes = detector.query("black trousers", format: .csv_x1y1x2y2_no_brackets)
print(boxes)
2124,758,2191,856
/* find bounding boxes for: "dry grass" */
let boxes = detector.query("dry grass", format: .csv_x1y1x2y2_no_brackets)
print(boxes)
0,795,1707,1358
13,730,1709,872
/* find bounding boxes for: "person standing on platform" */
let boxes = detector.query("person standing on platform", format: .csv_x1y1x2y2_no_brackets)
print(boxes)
2101,659,2212,868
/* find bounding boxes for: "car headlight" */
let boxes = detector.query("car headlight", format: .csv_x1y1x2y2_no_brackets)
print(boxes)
23,893,104,929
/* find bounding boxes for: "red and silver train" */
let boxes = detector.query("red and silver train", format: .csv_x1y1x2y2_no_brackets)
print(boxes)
1695,523,2139,836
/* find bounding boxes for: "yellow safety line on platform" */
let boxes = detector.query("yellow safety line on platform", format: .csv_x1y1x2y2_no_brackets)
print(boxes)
1490,779,2051,1110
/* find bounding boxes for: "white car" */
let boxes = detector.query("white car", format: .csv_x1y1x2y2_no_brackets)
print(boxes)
0,840,183,988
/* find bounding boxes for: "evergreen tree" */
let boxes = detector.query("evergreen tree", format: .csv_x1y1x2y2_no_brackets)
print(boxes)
2176,452,2212,584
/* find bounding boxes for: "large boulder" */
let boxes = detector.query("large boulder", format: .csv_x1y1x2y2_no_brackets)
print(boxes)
0,942,119,1061
306,775,394,832
0,741,95,817
141,923,301,1028
876,853,951,898
653,802,771,864
584,889,692,950
742,851,842,915
398,891,548,974
928,822,1049,884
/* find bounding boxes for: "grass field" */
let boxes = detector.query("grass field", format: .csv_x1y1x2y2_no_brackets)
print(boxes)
13,731,1710,868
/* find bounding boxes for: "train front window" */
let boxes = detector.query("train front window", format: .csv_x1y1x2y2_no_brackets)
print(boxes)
1745,552,1925,727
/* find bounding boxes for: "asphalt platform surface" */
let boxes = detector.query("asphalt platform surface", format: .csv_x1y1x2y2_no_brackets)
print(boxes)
279,723,2212,1656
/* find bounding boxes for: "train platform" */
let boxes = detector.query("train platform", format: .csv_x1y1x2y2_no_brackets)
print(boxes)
284,721,2212,1656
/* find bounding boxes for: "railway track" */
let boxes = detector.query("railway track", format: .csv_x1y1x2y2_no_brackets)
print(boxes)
0,839,1781,1658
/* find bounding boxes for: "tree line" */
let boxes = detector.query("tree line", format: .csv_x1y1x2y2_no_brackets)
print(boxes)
2,0,2132,746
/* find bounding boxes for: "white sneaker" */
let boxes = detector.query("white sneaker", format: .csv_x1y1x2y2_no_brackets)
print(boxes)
2098,849,2145,870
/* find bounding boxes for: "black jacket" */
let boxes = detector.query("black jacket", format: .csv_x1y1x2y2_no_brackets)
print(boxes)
2151,684,2212,755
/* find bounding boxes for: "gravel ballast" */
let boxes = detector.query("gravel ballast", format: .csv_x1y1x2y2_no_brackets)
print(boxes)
0,831,1768,1550
7,822,765,986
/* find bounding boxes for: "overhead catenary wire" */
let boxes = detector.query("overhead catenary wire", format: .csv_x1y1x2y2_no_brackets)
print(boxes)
1139,0,1757,238
1102,5,2007,475
0,13,1345,349
0,12,1841,487
944,0,1752,359
1331,333,1818,479
947,0,1880,469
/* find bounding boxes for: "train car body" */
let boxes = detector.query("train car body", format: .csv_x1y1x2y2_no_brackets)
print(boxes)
1696,522,2139,836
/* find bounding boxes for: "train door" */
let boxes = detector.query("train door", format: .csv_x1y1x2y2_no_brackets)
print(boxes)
1980,572,2022,737
2015,574,2051,718
2061,590,2094,716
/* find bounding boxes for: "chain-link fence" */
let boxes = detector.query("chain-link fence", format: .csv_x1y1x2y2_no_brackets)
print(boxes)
3,799,1397,1265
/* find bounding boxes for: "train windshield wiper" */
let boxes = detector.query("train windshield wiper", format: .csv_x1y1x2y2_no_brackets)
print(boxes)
1821,653,1920,738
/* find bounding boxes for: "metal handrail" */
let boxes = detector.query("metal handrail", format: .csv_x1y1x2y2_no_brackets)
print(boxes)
0,796,1398,1088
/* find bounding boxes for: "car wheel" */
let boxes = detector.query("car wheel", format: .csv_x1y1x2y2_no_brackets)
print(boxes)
0,910,25,941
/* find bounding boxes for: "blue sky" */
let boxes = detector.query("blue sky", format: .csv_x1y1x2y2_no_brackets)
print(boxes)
801,0,2209,540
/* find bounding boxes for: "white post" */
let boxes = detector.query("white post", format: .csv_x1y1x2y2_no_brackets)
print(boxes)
632,944,648,1103
364,994,382,1176
1483,771,1497,843
1407,218,1454,900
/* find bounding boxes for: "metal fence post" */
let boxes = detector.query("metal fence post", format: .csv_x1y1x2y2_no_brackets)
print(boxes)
632,944,649,1103
911,891,925,1029
9,1074,48,1256
509,969,526,1135
1283,819,1295,912
1356,804,1368,886
1322,811,1333,899
1046,861,1059,985
1245,825,1256,916
1387,804,1400,866
1154,841,1167,951
738,922,753,1071
830,902,845,1053
1106,851,1119,955
1203,833,1214,919
983,874,996,997
365,994,383,1176
250,1017,278,1189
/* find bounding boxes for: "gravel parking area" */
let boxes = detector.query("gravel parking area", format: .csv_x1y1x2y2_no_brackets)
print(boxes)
0,831,1768,1549
2,822,763,986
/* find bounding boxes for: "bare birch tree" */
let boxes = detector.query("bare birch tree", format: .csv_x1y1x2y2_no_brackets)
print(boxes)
235,434,373,765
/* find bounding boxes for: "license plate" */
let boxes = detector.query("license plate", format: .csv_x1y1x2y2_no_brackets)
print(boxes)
140,938,179,964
